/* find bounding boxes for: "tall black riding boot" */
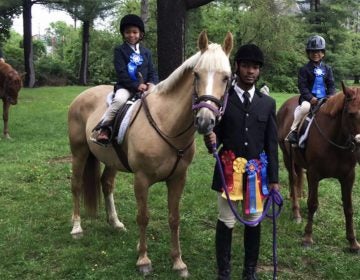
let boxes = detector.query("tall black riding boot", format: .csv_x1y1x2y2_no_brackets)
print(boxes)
216,220,233,280
242,224,261,280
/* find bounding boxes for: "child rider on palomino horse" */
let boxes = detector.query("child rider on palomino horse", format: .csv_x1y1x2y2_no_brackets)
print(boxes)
95,14,158,144
286,35,336,144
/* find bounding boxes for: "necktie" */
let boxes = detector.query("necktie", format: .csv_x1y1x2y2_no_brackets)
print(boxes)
243,91,250,109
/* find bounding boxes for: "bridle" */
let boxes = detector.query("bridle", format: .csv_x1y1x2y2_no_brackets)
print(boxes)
313,95,359,152
191,78,231,123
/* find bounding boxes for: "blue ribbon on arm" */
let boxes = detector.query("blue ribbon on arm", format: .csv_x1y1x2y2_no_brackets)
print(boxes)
127,52,144,81
260,152,269,196
246,160,258,214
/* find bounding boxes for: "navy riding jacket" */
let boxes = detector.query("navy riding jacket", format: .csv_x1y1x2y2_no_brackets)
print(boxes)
298,61,336,104
114,42,159,93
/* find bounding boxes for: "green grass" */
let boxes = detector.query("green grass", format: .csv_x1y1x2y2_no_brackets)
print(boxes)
0,88,359,279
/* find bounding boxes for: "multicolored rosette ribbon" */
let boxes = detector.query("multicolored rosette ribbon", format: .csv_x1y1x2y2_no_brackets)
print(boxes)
245,159,263,214
127,52,144,81
222,157,247,201
220,150,236,195
259,152,269,196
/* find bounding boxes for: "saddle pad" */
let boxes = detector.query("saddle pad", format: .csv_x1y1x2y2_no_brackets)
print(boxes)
298,115,314,148
116,99,141,144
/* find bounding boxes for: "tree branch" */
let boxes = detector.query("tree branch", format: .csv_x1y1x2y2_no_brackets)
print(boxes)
184,0,214,10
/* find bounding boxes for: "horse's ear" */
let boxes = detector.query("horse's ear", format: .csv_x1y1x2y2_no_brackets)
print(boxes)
198,30,208,53
341,80,347,95
222,32,233,57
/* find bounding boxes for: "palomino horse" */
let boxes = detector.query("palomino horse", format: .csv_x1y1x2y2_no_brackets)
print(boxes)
277,82,360,252
0,62,22,138
68,31,233,276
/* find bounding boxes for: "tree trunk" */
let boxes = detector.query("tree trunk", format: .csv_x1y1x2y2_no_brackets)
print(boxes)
354,75,360,84
79,20,90,85
23,0,35,88
156,0,214,81
156,0,186,81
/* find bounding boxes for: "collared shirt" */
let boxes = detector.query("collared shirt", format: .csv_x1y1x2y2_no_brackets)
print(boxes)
126,42,140,54
234,84,255,103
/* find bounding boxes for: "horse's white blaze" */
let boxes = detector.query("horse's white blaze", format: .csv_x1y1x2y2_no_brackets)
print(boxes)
205,71,215,96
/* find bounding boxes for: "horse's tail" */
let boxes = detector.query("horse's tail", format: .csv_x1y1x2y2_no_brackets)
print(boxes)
82,152,101,217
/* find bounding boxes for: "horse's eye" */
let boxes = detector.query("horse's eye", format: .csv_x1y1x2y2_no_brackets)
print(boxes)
194,72,199,80
223,76,230,83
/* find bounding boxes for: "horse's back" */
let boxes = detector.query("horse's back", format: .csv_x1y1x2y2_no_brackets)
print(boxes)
68,85,112,149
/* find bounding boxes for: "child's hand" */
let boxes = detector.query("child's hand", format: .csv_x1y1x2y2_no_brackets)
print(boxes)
310,97,318,105
137,83,148,92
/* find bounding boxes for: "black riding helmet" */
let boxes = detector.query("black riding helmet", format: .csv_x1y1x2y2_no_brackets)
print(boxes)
120,14,145,35
234,44,264,67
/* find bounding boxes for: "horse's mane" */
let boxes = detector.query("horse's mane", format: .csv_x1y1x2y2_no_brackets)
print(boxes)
153,43,230,94
321,92,345,117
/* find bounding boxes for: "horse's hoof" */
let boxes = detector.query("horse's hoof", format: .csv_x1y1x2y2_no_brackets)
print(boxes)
138,264,152,275
71,232,84,239
177,268,190,278
294,217,302,224
348,247,360,254
113,221,126,232
302,240,313,248
71,225,84,239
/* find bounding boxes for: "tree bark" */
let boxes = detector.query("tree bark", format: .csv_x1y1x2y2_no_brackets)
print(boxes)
156,0,214,81
23,0,35,88
79,20,90,85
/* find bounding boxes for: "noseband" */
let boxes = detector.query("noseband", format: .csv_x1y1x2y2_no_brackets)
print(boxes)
191,79,231,122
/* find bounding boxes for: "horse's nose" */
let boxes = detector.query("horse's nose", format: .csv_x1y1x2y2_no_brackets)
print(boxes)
195,115,216,135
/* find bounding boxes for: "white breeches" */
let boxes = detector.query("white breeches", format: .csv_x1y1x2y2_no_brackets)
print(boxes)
101,88,131,124
217,193,262,229
290,101,311,131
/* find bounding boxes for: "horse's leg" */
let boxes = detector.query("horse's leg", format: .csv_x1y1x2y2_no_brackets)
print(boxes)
339,170,360,252
2,100,10,139
70,151,88,238
101,166,126,231
166,175,189,278
291,163,303,223
303,170,319,247
283,146,302,223
134,173,152,275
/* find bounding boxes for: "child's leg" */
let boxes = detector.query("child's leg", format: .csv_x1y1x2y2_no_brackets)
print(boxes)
290,101,311,131
101,89,131,125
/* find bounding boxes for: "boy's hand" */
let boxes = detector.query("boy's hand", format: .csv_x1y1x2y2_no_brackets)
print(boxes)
204,132,216,154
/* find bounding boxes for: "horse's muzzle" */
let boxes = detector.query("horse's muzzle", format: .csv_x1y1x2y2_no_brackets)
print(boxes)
194,109,216,135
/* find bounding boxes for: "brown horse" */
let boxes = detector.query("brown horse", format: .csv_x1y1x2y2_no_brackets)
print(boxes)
277,82,360,252
68,31,233,277
0,62,22,138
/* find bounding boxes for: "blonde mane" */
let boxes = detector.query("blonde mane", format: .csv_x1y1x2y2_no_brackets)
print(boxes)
153,43,230,94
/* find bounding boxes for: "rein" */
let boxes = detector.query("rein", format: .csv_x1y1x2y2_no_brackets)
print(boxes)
312,100,357,151
141,94,195,180
211,145,283,280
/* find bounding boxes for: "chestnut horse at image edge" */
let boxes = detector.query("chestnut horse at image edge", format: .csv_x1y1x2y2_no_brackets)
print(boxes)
277,81,360,252
67,31,233,277
0,62,22,139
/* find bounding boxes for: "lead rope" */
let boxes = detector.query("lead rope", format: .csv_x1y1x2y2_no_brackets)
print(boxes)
212,145,283,280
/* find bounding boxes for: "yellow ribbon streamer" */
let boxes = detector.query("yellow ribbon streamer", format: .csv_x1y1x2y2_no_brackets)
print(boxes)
222,157,247,201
